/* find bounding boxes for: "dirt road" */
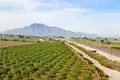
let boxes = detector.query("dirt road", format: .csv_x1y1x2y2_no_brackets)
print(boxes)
66,42,120,80
69,41,120,61
76,41,120,58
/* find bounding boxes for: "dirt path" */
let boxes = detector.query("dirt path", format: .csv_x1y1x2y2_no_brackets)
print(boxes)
76,41,120,58
69,41,120,61
66,42,120,80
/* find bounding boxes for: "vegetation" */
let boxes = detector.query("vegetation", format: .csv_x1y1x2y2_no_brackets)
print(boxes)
0,42,108,80
112,46,120,50
1,38,8,41
0,36,40,42
104,40,111,45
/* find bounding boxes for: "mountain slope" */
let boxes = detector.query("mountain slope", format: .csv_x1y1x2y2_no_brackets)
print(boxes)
3,23,97,37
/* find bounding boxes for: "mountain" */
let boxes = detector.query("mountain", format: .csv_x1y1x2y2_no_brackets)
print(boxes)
3,23,97,37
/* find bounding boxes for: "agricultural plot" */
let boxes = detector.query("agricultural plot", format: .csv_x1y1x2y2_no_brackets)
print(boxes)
0,42,108,80
0,41,32,48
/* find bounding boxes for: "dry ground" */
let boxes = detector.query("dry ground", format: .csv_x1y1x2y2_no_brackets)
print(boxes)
76,42,120,57
0,41,33,47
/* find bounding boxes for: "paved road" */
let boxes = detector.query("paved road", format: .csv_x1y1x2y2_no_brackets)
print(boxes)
66,42,120,80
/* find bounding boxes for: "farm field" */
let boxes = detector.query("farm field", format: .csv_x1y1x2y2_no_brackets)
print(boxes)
0,42,108,80
0,41,32,48
72,38,120,56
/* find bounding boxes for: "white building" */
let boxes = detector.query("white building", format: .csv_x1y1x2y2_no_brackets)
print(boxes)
39,39,44,42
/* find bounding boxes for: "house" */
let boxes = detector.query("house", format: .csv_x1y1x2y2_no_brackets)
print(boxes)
39,39,44,42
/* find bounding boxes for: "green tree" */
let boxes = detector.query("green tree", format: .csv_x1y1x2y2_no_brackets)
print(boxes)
100,40,104,48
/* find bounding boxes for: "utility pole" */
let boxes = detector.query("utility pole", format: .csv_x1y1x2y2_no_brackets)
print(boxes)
110,43,112,55
111,47,112,55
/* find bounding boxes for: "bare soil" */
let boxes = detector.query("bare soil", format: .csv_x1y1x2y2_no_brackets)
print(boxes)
0,41,33,47
80,42,120,57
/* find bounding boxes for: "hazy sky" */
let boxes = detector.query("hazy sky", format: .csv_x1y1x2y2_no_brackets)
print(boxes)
0,0,120,37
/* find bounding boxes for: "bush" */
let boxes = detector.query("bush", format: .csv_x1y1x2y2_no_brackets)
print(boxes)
1,38,8,41
0,72,3,79
112,46,120,50
21,70,30,77
13,74,23,80
83,65,95,80
7,72,14,80
48,73,56,78
26,77,33,80
104,41,111,45
13,39,19,42
44,77,50,80
4,38,8,41
3,66,10,74
23,39,26,42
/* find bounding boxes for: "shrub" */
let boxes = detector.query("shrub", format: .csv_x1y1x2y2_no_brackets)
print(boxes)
13,74,23,80
48,73,56,78
23,39,26,42
83,66,94,80
7,72,14,80
44,77,50,80
13,39,19,42
0,72,3,79
104,41,111,45
3,66,10,74
1,38,8,41
26,77,33,80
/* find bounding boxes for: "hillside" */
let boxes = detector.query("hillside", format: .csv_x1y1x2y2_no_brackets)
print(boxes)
3,23,97,37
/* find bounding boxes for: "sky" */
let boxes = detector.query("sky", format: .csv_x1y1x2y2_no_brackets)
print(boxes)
0,0,120,37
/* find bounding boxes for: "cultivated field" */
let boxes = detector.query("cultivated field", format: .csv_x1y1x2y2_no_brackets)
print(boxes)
0,41,32,48
0,42,108,80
